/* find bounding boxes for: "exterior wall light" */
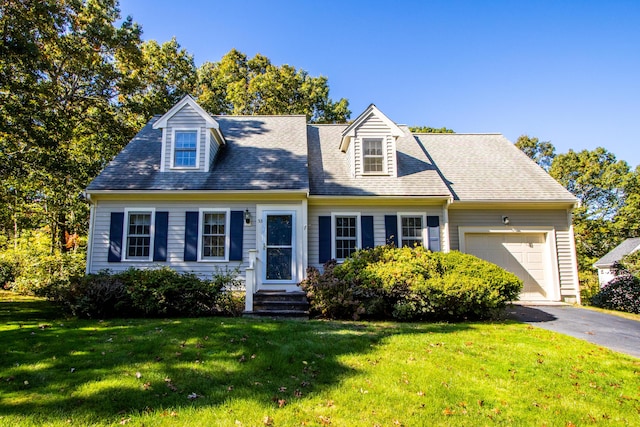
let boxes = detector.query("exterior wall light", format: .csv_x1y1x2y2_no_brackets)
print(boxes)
502,216,510,225
245,209,252,225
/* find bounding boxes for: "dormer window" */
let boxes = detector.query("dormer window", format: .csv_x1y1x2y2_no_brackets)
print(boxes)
363,138,384,173
173,130,198,168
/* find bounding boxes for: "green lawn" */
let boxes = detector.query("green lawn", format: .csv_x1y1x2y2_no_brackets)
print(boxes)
0,292,638,426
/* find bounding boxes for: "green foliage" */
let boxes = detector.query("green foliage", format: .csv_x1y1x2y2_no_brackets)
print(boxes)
49,267,244,319
409,126,455,133
579,270,601,305
300,246,522,321
195,49,350,123
515,134,556,171
549,147,632,271
619,250,640,276
590,272,640,314
0,229,86,295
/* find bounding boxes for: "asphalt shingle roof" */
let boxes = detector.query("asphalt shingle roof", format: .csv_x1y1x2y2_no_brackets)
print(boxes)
415,133,576,201
87,115,309,192
88,110,576,205
307,124,451,197
593,238,640,268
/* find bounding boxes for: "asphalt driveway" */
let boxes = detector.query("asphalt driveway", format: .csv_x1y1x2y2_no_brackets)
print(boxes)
507,304,640,359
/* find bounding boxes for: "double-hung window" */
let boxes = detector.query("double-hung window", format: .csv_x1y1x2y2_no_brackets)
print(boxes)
200,210,229,261
363,138,384,173
173,130,198,168
400,215,424,247
125,210,154,260
333,214,359,260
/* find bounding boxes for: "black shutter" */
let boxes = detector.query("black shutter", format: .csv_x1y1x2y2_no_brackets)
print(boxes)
361,216,374,249
108,212,124,262
384,215,398,247
427,216,441,252
229,210,244,261
184,211,199,261
318,216,331,263
153,211,169,262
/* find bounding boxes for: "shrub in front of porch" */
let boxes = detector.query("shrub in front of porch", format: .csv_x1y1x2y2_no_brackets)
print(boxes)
45,267,244,319
300,246,522,321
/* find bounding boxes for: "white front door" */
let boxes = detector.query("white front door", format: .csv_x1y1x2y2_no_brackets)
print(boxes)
256,205,305,290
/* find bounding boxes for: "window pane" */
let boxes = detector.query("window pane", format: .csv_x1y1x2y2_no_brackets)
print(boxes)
401,216,423,247
363,139,384,173
127,212,151,258
175,131,197,148
335,216,357,259
202,212,226,259
174,131,197,167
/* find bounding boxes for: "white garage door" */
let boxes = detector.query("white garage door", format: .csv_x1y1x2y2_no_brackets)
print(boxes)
465,233,549,301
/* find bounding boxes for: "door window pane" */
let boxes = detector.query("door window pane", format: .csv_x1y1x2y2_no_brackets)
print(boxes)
266,248,292,280
267,215,292,246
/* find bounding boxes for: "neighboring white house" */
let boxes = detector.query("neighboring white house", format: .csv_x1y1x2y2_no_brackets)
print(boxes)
593,238,640,286
84,95,582,313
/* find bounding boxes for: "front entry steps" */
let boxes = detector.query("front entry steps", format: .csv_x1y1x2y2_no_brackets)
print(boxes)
245,290,309,319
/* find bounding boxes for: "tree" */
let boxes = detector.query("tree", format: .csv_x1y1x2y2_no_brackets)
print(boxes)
515,135,556,171
117,37,197,129
549,147,632,269
195,49,350,123
409,126,455,133
614,165,640,238
0,0,142,250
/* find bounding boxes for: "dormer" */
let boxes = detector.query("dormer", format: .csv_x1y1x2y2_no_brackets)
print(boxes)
153,95,226,172
339,104,404,178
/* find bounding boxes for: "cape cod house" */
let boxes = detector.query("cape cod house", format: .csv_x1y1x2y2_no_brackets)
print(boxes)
85,96,581,313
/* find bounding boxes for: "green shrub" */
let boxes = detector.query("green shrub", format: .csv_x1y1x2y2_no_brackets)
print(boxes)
301,246,522,321
51,267,244,319
591,272,640,314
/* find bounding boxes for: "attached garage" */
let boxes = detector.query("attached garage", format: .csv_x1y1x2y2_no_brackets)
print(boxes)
459,228,561,301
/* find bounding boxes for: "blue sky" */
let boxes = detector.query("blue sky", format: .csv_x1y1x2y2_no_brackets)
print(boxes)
118,0,640,168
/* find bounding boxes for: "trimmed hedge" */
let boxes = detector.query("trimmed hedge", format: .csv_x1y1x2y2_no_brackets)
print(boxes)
300,246,522,321
44,267,245,319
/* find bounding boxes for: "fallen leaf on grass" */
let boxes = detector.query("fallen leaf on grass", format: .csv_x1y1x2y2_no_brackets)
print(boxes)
278,399,286,408
135,372,141,379
119,418,131,425
187,392,200,400
442,408,454,416
318,415,331,425
262,416,273,426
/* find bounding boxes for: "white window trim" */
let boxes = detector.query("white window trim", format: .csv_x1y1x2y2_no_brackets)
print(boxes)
331,212,361,261
397,212,427,248
361,137,388,175
123,208,156,262
170,128,201,170
197,208,230,262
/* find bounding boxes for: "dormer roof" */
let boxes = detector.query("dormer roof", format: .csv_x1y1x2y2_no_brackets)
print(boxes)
339,104,404,152
152,95,222,133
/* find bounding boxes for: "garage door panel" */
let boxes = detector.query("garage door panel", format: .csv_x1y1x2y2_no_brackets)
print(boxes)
465,233,548,300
